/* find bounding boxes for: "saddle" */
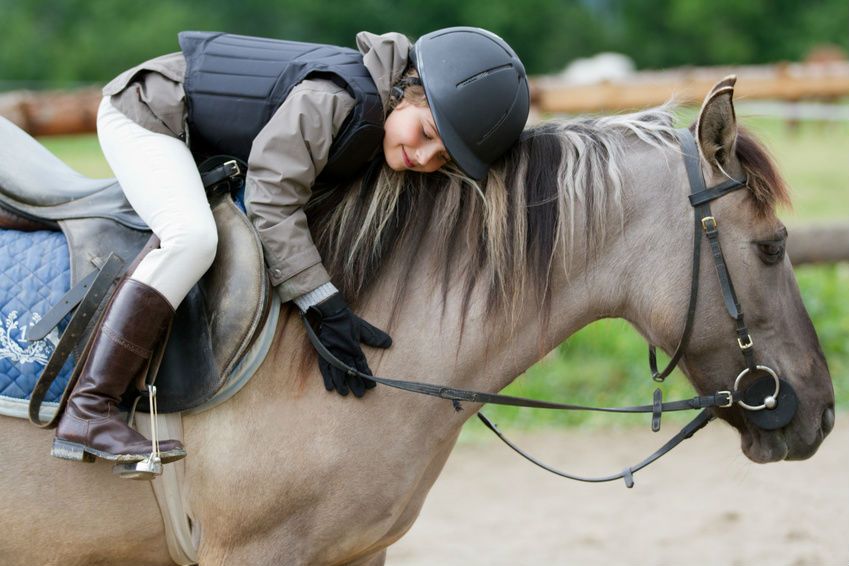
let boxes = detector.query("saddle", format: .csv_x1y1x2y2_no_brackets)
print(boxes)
0,116,274,417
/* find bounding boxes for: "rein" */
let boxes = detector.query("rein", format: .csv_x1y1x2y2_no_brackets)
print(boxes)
302,128,795,488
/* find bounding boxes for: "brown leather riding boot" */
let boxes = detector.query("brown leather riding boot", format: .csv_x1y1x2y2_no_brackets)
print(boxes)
52,279,186,464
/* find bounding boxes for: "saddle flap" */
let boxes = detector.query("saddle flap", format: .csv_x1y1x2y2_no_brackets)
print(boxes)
148,192,271,412
0,189,270,420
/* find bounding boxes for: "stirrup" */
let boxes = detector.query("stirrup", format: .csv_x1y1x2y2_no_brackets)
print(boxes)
114,384,164,481
113,455,162,480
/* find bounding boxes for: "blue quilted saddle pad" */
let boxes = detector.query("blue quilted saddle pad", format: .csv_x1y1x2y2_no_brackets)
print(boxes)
0,229,74,404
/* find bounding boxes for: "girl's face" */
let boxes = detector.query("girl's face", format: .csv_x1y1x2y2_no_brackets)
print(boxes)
383,100,451,174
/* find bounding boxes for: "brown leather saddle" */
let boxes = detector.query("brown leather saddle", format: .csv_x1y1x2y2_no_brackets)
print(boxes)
0,117,271,416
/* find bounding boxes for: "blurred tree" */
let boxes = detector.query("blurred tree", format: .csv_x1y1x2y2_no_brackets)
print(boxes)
0,0,845,89
608,0,849,68
0,0,218,87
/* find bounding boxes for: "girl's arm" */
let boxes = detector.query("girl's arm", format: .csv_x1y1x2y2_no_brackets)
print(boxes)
244,79,356,304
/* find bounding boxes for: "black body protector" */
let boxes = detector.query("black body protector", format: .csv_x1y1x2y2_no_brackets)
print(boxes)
179,31,385,180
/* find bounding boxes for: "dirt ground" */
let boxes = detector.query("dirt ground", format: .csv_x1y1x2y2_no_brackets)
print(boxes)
388,415,848,566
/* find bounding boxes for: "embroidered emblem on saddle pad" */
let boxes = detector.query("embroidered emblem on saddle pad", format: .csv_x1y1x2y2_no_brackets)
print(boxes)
0,230,75,418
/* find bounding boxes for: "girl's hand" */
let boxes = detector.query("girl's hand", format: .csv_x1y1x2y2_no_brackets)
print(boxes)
307,293,392,397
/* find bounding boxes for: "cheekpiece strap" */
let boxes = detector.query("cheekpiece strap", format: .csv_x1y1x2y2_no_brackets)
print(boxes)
674,128,756,370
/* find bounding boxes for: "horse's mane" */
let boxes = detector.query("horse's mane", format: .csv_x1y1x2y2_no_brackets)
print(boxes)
304,107,789,330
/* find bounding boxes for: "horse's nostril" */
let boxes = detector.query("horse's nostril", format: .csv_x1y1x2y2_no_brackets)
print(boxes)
822,406,835,435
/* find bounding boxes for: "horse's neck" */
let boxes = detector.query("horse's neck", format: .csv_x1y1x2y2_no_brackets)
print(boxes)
358,146,678,396
360,270,596,397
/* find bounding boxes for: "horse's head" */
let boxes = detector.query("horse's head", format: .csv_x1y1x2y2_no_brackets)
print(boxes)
627,77,834,463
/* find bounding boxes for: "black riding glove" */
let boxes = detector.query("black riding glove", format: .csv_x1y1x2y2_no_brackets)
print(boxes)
307,293,392,397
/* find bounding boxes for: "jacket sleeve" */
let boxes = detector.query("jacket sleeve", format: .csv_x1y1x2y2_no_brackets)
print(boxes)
244,79,356,303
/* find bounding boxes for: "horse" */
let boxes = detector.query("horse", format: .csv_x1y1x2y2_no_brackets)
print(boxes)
0,77,834,565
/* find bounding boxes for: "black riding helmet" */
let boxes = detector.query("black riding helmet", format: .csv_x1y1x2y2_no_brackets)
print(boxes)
410,27,530,181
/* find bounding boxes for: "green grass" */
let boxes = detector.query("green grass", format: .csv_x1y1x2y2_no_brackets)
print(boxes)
738,116,849,223
35,113,848,436
38,135,114,179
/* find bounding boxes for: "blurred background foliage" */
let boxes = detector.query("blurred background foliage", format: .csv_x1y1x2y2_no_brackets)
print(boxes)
1,0,847,88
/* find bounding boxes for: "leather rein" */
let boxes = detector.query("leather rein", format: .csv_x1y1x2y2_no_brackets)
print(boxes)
302,128,795,488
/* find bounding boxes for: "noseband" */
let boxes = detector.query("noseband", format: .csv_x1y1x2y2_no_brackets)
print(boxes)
302,128,797,488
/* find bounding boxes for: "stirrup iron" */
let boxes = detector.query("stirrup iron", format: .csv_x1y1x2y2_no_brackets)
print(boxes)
114,385,163,480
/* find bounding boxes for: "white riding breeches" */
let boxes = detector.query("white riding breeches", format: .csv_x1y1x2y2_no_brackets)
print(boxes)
96,97,218,308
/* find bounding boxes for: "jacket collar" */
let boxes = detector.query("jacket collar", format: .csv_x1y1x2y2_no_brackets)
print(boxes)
356,31,412,112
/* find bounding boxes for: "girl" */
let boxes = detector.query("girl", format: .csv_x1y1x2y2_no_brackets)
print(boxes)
51,27,530,470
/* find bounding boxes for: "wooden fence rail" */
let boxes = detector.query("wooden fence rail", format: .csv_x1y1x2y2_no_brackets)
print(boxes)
2,62,849,135
532,61,849,114
0,87,102,136
787,222,849,266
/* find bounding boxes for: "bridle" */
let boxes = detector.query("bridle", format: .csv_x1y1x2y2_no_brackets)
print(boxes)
302,127,798,488
647,128,797,429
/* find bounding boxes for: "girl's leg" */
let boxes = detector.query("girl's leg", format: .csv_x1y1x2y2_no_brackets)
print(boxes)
52,97,216,467
95,96,217,308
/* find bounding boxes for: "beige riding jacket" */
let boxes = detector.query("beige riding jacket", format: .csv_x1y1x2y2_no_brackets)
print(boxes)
101,31,411,302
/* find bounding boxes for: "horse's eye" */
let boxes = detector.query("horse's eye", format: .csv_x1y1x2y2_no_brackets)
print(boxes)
756,241,785,265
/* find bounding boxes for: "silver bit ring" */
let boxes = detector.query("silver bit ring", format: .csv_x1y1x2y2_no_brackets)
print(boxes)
733,365,780,411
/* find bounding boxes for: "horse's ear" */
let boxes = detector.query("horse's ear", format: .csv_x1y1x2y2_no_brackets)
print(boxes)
708,75,737,96
695,75,738,172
